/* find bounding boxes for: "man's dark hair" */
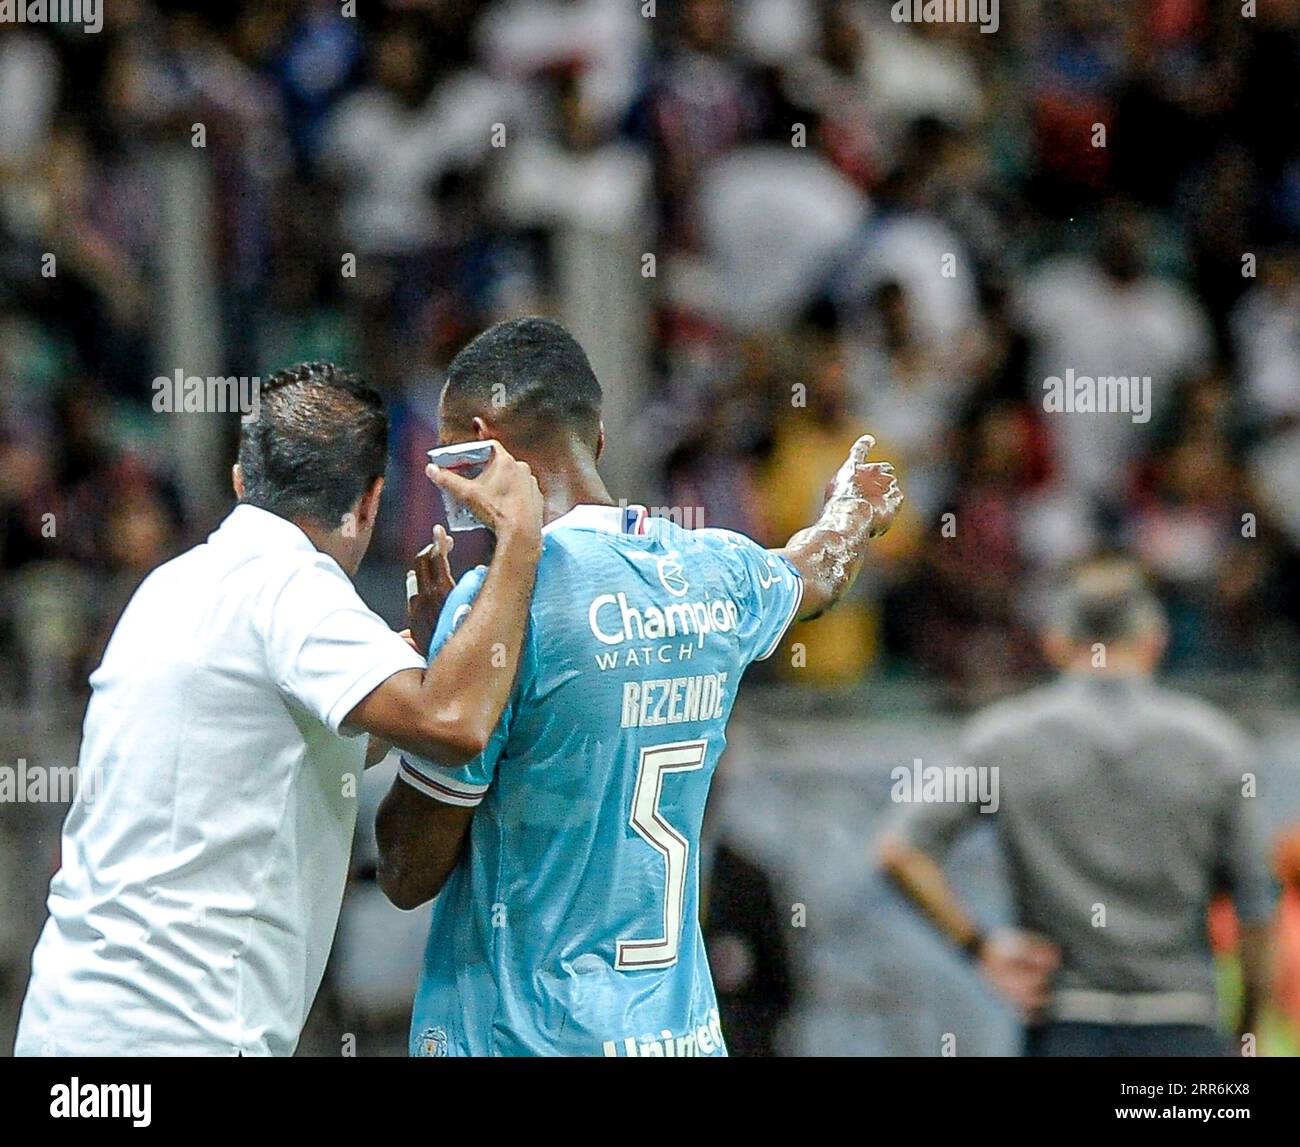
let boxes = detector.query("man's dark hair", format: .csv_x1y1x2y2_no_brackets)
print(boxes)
442,317,602,450
237,362,388,528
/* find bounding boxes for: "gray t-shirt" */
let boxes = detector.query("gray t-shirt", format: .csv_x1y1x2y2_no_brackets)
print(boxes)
894,674,1276,997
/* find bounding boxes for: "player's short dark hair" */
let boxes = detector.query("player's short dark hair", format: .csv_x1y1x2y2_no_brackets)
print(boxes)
1055,558,1165,645
237,362,388,529
442,317,602,449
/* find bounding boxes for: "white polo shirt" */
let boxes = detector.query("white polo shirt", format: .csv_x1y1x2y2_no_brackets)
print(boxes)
15,504,424,1056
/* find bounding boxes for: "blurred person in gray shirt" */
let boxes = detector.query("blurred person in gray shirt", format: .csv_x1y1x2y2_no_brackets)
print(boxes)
879,559,1276,1056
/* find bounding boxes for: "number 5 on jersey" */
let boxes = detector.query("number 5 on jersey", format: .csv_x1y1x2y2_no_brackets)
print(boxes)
615,740,709,971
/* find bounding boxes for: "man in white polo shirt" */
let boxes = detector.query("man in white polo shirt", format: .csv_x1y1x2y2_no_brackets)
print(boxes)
15,362,543,1056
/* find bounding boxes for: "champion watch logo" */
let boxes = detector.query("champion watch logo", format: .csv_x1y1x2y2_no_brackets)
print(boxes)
656,553,690,597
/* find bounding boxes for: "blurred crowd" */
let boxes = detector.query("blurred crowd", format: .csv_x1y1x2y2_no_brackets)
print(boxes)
2,0,1300,706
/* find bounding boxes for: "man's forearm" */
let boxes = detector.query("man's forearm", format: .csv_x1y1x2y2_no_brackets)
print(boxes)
415,526,540,756
778,498,881,621
878,835,981,951
777,523,871,621
376,781,474,910
346,526,540,764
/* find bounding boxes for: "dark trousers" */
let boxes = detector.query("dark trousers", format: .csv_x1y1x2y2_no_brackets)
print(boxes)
1025,1022,1231,1057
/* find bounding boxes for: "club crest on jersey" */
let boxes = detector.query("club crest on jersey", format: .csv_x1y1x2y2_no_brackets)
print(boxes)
416,1027,449,1057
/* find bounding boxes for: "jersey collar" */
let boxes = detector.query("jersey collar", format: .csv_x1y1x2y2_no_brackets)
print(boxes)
543,503,650,536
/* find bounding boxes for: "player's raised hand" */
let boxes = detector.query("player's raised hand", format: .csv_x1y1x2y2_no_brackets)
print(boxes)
829,434,904,538
426,440,543,545
405,524,456,657
778,433,905,620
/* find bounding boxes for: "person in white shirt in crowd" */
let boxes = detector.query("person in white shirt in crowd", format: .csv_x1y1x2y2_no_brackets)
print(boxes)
1016,209,1213,508
15,361,543,1057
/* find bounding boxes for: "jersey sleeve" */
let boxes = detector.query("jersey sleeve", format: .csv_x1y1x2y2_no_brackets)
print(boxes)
265,561,425,737
397,566,526,807
700,528,804,664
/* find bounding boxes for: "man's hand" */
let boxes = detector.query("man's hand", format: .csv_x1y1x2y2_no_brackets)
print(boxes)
779,433,903,619
879,836,1059,1019
406,525,456,657
828,434,903,539
426,440,543,543
977,928,1061,1019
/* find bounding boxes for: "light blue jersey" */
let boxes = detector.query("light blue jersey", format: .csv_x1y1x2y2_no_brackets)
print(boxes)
400,503,803,1057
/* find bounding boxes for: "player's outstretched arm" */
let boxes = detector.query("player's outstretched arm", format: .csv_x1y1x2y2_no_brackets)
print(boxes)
345,444,543,764
773,434,903,621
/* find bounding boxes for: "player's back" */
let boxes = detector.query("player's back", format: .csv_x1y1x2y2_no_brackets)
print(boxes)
958,676,1265,995
404,503,803,1057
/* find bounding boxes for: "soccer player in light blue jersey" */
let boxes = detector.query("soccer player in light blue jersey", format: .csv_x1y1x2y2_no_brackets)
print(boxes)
377,317,903,1057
